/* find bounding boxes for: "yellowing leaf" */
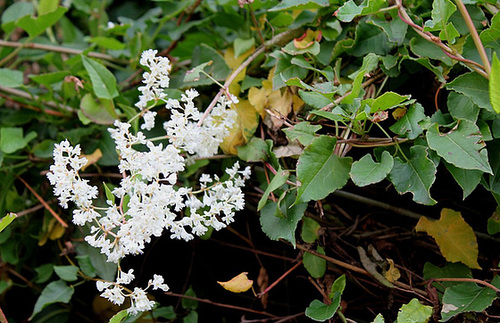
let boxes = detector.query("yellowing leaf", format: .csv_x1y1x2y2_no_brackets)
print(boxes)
220,100,259,155
416,208,481,269
224,47,254,94
39,218,65,246
384,259,401,283
248,69,304,130
81,148,103,171
217,272,253,293
293,29,322,49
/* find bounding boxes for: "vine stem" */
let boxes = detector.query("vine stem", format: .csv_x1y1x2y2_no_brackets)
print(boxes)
454,0,491,75
17,176,68,228
430,277,500,293
0,85,76,113
0,40,129,65
396,0,489,79
258,260,303,297
164,291,279,318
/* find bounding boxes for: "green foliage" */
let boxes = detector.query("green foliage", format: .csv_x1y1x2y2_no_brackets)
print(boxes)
0,0,499,321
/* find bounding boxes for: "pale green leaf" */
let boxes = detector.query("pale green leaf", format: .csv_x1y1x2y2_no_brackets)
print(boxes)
336,0,386,23
88,36,126,50
257,167,289,211
372,314,385,323
296,136,352,204
38,0,59,15
301,217,321,243
16,7,68,38
389,145,437,205
109,310,128,323
0,68,23,88
283,122,322,147
423,0,456,32
350,151,394,187
329,274,346,299
416,209,480,269
303,246,326,278
234,38,255,57
30,71,70,87
0,127,37,154
31,280,74,319
489,52,500,113
184,61,213,83
426,121,492,174
1,2,34,35
81,56,119,100
396,298,433,323
0,213,16,233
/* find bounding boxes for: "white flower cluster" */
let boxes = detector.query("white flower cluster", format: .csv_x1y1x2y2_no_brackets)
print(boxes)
47,49,250,315
97,269,169,315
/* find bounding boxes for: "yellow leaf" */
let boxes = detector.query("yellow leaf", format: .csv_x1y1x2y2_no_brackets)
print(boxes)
293,29,322,49
248,86,267,117
392,107,407,120
220,100,259,155
39,218,65,246
217,272,253,293
81,148,103,171
224,47,254,94
384,259,401,283
416,208,481,269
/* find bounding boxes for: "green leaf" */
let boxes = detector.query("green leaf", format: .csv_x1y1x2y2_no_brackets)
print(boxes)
88,36,126,50
441,276,500,321
329,274,346,299
336,0,386,23
103,182,115,204
81,55,119,100
260,192,307,248
0,68,24,88
303,246,326,278
283,122,322,147
31,280,74,319
109,310,128,323
188,44,230,85
1,2,34,35
372,314,385,323
389,145,437,205
390,104,426,139
350,21,393,57
423,0,456,32
38,0,59,15
76,242,116,281
490,53,500,113
30,71,70,87
296,136,352,204
444,162,482,199
423,262,472,295
299,90,333,109
0,127,37,154
447,91,479,122
269,0,329,11
53,265,79,282
368,92,412,113
480,12,500,51
80,93,117,125
35,264,54,284
16,7,68,38
75,255,97,278
182,287,198,310
184,61,213,83
426,121,492,174
305,295,341,321
350,151,394,187
257,167,289,211
0,213,16,233
446,73,493,111
237,137,269,162
410,37,453,65
234,38,255,57
396,298,433,323
301,217,321,243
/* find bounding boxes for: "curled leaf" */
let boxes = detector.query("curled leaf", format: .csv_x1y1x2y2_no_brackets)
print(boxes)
217,272,253,293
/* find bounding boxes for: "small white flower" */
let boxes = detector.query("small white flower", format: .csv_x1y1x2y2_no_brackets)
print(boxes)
149,274,169,291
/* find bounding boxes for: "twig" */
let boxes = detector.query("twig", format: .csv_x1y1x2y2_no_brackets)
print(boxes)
0,39,129,65
454,0,491,75
164,291,279,318
17,176,68,228
0,306,7,323
258,260,303,297
211,239,296,262
430,277,500,293
0,85,76,113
